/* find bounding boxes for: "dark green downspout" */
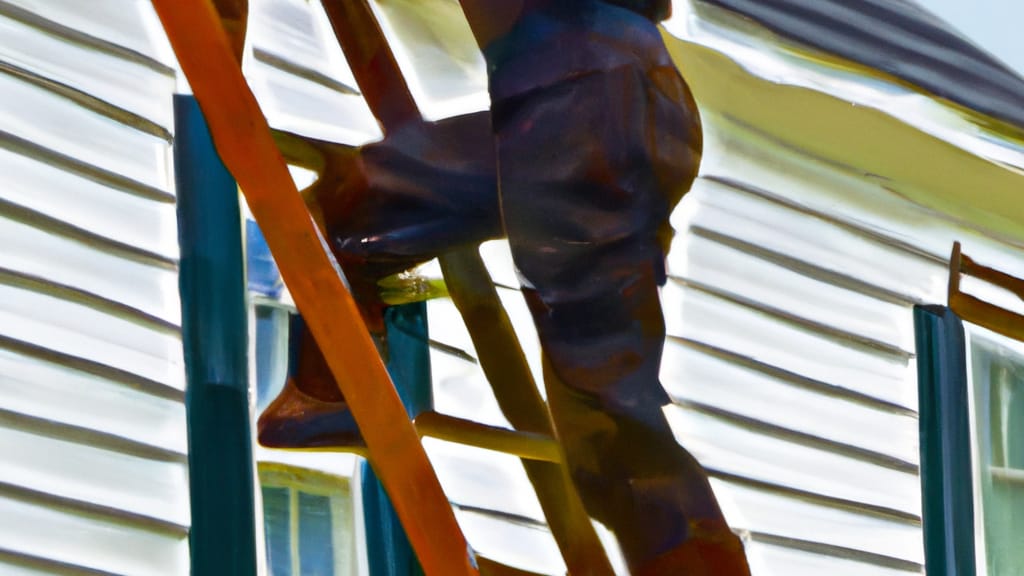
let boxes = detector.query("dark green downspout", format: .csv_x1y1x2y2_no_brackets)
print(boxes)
174,95,258,575
362,302,430,576
914,305,976,576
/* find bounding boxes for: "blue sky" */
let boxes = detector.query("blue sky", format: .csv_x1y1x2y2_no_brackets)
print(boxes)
914,0,1024,78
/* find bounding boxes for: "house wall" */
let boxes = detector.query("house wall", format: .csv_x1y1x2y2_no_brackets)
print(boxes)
0,0,189,574
387,5,1024,576
4,1,1017,575
419,121,944,576
663,119,939,575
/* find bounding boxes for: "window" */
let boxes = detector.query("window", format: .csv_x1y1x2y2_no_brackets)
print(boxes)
259,464,356,576
916,306,1024,576
253,303,290,414
248,218,357,576
969,336,1024,575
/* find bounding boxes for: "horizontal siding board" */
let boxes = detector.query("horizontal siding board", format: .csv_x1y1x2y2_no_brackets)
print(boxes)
424,438,544,523
0,496,188,576
661,340,920,465
0,214,180,325
744,539,920,576
250,0,345,72
677,401,916,475
712,478,924,564
0,14,174,128
678,179,947,302
663,281,916,409
0,416,189,528
0,130,173,204
0,72,171,192
684,225,920,306
0,553,121,576
691,177,938,268
426,294,477,358
667,335,914,415
452,507,564,576
672,276,912,361
699,175,946,266
0,348,186,455
0,267,178,339
252,48,358,95
430,347,511,429
0,0,173,71
667,405,921,516
369,0,490,120
0,148,178,260
0,196,174,269
678,233,913,352
248,57,382,144
0,284,184,390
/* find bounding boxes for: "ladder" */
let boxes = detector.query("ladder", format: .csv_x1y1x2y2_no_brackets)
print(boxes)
949,241,1024,342
152,1,614,574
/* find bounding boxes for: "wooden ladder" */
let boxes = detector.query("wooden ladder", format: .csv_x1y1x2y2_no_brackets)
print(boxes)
152,1,614,575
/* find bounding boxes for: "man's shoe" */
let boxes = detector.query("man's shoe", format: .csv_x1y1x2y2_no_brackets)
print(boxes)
256,315,366,452
638,519,751,576
257,376,366,453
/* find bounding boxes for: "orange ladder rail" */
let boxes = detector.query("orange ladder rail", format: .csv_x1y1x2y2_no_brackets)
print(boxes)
151,2,478,575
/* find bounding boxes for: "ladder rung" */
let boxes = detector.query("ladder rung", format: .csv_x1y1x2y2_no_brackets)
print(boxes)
414,411,562,463
949,241,1024,341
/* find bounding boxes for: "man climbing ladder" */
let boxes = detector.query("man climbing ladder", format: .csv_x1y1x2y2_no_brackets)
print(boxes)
258,1,752,573
165,0,752,572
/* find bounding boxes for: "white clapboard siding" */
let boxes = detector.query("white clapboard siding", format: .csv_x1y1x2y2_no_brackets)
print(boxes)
247,0,381,146
0,1,188,574
232,2,1024,576
659,162,936,573
420,155,939,575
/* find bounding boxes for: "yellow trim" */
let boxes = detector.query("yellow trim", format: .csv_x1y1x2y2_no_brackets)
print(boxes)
663,30,1024,246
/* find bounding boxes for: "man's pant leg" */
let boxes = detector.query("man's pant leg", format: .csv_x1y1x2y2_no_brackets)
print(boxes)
259,112,502,447
495,63,745,573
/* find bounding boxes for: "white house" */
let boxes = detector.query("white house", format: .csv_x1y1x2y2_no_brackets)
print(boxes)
2,1,1023,575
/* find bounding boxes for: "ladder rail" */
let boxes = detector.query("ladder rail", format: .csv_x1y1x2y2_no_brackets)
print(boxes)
318,2,615,574
949,241,1024,342
151,3,479,575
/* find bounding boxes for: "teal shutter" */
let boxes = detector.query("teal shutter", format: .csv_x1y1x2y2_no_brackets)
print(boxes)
362,302,431,576
914,305,976,576
174,95,258,575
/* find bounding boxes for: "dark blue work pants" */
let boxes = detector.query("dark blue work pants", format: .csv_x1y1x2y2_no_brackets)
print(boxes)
328,60,724,569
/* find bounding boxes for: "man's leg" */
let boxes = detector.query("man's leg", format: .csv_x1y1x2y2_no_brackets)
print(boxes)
259,112,501,449
495,63,749,573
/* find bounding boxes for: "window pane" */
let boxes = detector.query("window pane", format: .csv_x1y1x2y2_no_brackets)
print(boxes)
254,306,289,413
261,486,292,576
298,492,335,576
970,337,1024,575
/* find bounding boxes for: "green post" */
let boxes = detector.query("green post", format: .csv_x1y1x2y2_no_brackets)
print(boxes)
174,95,258,575
914,305,976,576
362,302,431,576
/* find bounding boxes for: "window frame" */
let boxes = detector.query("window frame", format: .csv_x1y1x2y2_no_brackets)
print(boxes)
258,462,357,576
915,303,1024,576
